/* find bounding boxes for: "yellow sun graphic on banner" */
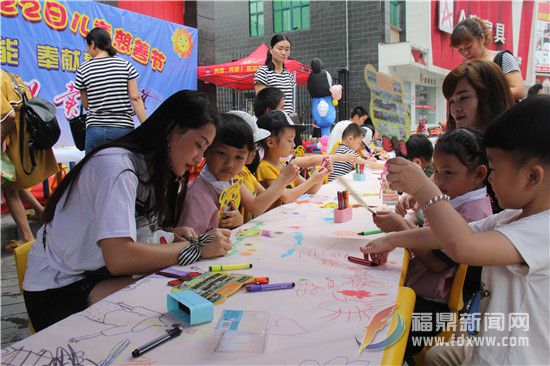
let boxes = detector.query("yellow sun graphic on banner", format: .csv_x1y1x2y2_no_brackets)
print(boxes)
171,28,194,58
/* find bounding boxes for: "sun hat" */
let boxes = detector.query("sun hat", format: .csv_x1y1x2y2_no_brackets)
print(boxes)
226,110,271,142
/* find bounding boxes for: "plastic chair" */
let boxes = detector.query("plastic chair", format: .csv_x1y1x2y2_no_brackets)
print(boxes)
399,249,410,287
13,240,36,333
380,286,416,365
413,264,468,365
14,240,35,294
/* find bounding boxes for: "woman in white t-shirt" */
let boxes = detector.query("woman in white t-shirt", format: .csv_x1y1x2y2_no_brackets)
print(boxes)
23,91,232,331
254,34,296,114
75,27,147,154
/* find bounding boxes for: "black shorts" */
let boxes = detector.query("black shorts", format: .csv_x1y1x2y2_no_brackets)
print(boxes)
23,267,114,331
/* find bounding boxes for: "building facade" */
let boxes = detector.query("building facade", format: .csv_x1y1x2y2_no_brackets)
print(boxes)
212,1,401,125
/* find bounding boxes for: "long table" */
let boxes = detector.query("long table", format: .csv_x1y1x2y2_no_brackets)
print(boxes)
1,171,405,366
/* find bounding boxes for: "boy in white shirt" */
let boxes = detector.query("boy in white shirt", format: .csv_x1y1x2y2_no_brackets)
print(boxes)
360,95,550,365
327,106,368,153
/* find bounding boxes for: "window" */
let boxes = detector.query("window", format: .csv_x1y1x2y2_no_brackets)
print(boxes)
390,0,400,29
249,0,264,36
273,0,310,33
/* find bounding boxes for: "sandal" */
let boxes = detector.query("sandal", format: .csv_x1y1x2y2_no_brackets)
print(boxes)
25,209,42,221
3,239,24,253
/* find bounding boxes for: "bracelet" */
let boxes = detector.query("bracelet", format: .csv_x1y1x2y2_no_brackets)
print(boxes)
422,194,451,211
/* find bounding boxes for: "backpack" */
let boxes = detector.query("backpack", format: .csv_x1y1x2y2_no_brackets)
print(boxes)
6,72,60,175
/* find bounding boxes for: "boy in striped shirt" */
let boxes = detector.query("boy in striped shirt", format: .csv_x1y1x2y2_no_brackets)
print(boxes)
328,124,373,182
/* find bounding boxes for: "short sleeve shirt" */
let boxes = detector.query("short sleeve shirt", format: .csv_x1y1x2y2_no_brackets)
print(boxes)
254,65,296,114
75,56,139,128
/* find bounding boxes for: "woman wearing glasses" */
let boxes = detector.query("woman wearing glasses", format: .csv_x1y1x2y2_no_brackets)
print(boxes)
451,17,525,101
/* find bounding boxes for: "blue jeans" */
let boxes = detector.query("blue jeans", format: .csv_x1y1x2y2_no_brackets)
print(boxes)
85,126,133,155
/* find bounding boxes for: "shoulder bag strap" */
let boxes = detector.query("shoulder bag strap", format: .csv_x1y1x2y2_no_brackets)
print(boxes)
6,72,35,175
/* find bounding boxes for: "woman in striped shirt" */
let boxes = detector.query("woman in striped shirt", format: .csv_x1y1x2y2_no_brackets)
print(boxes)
254,34,296,115
75,27,147,154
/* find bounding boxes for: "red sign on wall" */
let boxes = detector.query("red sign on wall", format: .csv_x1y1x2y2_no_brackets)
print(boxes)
431,0,534,78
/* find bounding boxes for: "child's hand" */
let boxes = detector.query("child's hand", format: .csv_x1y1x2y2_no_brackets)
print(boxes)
368,251,389,265
311,165,331,184
172,226,197,241
360,235,396,257
386,157,433,196
395,194,417,217
372,210,409,232
280,161,300,185
200,228,232,258
219,201,244,229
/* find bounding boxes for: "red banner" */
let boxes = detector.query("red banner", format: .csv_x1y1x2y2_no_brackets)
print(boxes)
431,0,533,78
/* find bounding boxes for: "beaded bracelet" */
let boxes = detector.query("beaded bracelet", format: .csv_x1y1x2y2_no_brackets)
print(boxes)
422,194,451,211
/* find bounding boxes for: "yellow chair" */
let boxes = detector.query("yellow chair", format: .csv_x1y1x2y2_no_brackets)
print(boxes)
14,240,36,333
413,264,469,365
381,286,416,365
399,249,410,287
14,240,35,294
328,140,342,155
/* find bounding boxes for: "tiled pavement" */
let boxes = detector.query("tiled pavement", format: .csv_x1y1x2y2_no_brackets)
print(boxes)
1,213,35,348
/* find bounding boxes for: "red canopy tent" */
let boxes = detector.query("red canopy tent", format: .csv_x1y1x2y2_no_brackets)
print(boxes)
198,44,311,90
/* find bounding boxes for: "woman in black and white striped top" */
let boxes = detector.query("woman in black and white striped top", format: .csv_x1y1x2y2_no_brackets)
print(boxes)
75,27,146,154
254,34,296,115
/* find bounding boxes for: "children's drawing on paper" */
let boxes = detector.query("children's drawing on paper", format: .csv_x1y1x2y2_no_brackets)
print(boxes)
268,318,310,336
68,301,176,343
2,344,99,366
281,231,304,258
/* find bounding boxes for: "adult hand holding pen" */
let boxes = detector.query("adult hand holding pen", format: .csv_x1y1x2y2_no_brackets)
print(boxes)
200,228,232,258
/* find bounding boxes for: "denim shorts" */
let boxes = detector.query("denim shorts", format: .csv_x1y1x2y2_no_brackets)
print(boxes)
85,125,133,154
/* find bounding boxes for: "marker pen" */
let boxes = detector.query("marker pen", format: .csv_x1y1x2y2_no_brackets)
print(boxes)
254,277,269,285
348,256,378,267
246,282,295,292
357,229,383,236
209,263,252,272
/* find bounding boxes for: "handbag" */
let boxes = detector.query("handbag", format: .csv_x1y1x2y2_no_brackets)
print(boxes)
68,105,86,151
6,72,61,175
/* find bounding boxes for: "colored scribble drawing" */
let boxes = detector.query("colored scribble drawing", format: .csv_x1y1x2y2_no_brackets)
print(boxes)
295,279,325,297
298,356,371,366
67,301,176,343
335,230,360,238
268,318,310,336
335,290,388,300
295,194,324,205
320,201,338,209
226,242,259,257
171,28,194,58
281,231,304,258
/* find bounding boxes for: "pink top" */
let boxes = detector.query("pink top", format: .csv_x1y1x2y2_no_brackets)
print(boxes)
405,187,492,302
178,175,219,234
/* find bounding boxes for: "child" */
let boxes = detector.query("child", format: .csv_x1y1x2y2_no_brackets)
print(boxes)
328,124,374,182
256,110,332,205
227,110,299,223
179,113,298,232
327,106,369,154
361,95,550,365
405,133,434,177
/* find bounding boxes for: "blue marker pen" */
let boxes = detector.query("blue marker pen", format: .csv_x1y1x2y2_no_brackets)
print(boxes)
246,282,295,292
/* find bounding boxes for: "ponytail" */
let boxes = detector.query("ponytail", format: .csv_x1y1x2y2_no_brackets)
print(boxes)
85,27,116,57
